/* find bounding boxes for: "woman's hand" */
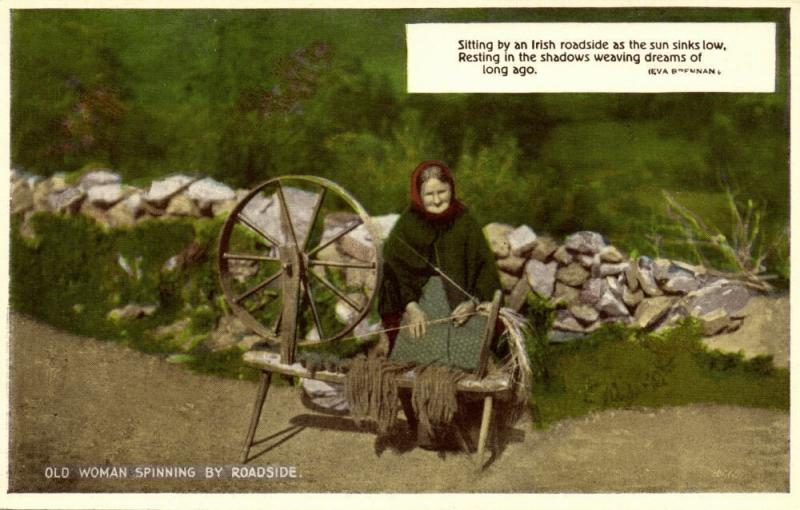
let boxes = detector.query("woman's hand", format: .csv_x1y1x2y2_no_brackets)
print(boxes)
452,300,477,326
404,301,427,339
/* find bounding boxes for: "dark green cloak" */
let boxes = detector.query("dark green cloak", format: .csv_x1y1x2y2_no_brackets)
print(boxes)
378,207,500,317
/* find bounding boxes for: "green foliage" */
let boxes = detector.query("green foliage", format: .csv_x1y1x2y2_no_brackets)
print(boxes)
11,10,789,270
10,213,253,376
530,320,789,427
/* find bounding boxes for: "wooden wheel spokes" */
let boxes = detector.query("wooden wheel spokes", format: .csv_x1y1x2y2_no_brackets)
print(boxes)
301,187,326,252
306,218,362,258
218,176,381,349
235,270,283,305
307,259,376,270
237,212,280,248
303,283,324,340
223,252,280,262
275,181,300,248
308,270,361,311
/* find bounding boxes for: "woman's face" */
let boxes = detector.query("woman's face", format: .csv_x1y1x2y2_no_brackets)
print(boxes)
420,177,452,215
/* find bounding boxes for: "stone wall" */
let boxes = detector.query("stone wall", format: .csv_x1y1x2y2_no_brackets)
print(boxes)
11,169,753,344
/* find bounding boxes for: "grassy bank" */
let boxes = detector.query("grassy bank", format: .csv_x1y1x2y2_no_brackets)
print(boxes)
527,319,788,427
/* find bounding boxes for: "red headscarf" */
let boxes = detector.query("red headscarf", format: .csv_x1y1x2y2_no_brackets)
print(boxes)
409,160,465,222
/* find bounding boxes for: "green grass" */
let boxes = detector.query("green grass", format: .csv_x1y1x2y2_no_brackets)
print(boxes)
528,319,789,427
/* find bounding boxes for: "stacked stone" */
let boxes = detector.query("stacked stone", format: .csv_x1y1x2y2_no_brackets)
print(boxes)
11,169,752,342
484,226,751,340
11,170,238,231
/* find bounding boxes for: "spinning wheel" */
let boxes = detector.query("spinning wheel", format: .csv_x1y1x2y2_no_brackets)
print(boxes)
217,175,382,364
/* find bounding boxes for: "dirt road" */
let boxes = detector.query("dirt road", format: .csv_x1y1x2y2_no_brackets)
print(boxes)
8,313,788,492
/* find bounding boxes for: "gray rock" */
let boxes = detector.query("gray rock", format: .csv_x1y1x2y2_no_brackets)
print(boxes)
166,193,202,217
636,265,663,297
557,263,590,286
634,297,676,328
657,307,689,330
11,182,34,214
499,271,520,291
340,223,377,262
80,201,110,226
663,275,701,294
335,295,366,325
212,198,238,217
525,259,557,298
552,245,573,265
597,291,629,317
49,173,69,192
87,183,124,208
186,177,235,205
508,225,537,256
553,283,580,305
569,304,599,324
483,223,514,258
576,254,596,268
651,258,673,282
686,281,751,317
123,192,145,216
207,314,250,351
107,303,157,321
497,254,527,275
605,275,624,299
354,318,381,340
599,262,629,277
580,278,608,305
564,231,606,254
371,214,400,240
623,285,645,308
599,245,624,263
48,187,85,213
79,169,121,190
345,265,375,291
242,187,320,249
530,236,558,262
227,259,259,283
698,308,733,336
624,262,640,292
143,174,196,206
153,318,192,339
553,310,585,332
33,182,56,212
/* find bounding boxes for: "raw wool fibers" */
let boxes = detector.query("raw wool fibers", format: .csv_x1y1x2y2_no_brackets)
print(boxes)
345,354,413,434
411,364,466,443
345,307,534,437
497,307,534,426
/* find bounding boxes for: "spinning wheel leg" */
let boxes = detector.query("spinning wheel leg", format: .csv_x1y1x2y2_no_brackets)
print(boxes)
241,370,273,463
476,395,494,465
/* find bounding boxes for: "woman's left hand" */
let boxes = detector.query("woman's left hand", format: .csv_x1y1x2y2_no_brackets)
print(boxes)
452,300,476,326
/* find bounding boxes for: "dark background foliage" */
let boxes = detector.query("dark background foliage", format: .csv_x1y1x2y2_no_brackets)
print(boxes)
11,8,789,273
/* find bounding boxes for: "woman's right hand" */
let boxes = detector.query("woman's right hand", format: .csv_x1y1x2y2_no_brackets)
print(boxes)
404,301,427,339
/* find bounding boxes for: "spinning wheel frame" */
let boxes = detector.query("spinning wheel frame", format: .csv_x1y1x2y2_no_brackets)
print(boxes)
218,175,382,360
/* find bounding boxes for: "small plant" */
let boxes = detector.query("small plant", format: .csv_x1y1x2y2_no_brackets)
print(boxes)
662,188,780,291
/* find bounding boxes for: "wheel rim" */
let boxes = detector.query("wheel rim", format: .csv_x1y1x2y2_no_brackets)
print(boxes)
218,176,382,346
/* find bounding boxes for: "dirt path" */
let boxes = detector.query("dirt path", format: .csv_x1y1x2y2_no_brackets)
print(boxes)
9,313,788,493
